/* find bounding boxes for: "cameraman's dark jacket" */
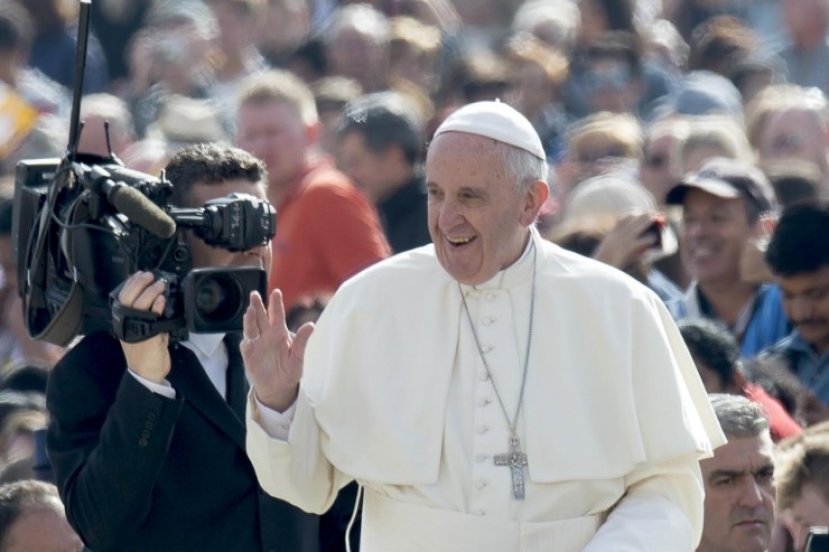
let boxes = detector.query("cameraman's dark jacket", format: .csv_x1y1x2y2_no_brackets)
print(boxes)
46,331,319,552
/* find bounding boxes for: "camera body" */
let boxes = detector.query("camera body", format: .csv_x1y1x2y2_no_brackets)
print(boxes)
13,154,275,345
641,214,665,249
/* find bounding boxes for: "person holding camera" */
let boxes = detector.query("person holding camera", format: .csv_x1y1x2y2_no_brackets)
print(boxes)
45,144,318,552
547,171,683,305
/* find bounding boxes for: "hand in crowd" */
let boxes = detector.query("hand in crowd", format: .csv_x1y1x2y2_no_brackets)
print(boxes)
241,289,314,413
117,271,171,383
592,213,659,270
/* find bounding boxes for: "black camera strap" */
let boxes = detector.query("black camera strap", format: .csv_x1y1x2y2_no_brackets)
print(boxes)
24,165,86,346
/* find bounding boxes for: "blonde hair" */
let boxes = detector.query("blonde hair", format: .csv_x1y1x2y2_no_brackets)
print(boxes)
568,112,644,161
745,84,829,149
390,16,441,59
237,69,318,125
776,431,829,511
678,115,753,174
505,33,569,89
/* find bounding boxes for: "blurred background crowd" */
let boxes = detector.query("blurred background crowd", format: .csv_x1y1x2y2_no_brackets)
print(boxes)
0,0,828,550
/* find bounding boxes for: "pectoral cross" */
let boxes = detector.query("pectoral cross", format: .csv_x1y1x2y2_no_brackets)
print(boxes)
494,434,528,500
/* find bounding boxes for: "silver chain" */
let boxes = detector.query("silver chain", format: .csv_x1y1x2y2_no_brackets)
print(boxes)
459,239,537,436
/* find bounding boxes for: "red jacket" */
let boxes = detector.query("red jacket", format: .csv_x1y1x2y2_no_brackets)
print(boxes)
744,382,802,442
269,158,390,309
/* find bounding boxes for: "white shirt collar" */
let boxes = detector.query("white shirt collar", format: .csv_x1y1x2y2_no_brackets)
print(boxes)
183,332,226,358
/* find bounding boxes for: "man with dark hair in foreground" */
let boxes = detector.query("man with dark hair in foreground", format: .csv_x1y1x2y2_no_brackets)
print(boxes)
46,144,318,552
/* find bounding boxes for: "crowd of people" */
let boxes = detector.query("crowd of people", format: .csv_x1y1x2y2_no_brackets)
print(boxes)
0,0,826,550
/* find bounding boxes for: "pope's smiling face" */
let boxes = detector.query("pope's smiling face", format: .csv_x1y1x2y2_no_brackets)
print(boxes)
426,131,545,285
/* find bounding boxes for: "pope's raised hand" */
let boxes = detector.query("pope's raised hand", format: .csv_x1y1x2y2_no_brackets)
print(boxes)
241,289,314,413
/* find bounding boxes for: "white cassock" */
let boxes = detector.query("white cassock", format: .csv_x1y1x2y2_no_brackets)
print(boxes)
246,228,726,551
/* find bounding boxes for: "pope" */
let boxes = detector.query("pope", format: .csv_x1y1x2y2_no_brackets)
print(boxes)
241,101,726,551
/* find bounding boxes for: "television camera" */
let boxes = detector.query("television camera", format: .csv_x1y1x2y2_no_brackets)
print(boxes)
11,0,275,345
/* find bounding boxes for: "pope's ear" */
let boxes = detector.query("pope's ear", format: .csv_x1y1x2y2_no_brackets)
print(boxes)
520,180,550,225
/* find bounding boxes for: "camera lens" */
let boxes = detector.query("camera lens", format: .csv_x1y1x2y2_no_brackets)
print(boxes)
184,267,265,333
194,274,243,323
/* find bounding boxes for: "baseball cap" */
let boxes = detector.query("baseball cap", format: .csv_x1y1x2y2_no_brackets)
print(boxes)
666,157,777,213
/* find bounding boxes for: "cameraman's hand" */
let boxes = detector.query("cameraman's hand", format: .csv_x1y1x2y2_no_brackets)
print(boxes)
593,213,658,269
118,271,171,384
241,289,314,413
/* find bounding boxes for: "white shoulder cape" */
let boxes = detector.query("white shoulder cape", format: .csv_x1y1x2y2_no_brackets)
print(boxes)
299,238,725,485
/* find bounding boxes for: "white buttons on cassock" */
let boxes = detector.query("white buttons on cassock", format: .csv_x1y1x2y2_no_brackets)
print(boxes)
478,372,489,382
476,425,489,435
477,397,491,407
482,316,495,325
475,454,487,463
475,481,488,490
473,510,486,516
485,293,495,301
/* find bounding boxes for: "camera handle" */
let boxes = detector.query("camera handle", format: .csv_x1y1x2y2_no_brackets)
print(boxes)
110,289,186,343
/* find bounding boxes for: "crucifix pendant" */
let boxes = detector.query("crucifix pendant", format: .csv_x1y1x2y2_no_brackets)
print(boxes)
493,434,528,500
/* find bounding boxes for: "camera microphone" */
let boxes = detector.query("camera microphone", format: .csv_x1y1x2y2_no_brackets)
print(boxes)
87,166,177,239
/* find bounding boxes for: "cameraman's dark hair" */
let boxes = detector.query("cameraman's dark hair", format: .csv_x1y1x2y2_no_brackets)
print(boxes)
766,200,829,276
338,92,424,166
0,480,63,546
164,144,267,208
0,3,31,52
678,318,742,388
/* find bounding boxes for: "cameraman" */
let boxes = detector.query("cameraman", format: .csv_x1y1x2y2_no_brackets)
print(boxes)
45,144,318,551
